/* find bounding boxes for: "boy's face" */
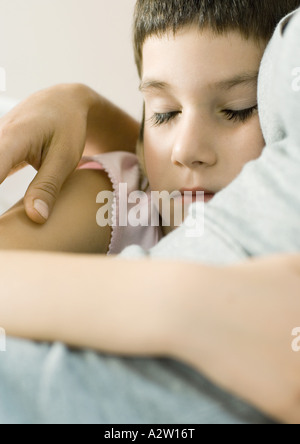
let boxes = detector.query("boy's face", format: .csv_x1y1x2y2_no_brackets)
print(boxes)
140,27,266,231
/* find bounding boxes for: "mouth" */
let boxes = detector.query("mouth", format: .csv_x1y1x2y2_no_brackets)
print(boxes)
179,188,216,203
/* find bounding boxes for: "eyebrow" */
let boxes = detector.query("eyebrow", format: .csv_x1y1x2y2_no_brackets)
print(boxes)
139,71,258,93
214,72,259,90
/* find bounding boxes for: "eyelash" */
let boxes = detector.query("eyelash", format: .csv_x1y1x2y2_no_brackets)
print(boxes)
149,105,258,127
222,105,258,123
150,111,179,127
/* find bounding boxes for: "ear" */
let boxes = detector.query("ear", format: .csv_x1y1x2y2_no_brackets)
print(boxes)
277,10,300,147
136,102,149,190
281,16,292,35
281,10,299,35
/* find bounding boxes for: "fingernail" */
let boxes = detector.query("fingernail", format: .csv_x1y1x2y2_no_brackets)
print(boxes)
33,199,49,220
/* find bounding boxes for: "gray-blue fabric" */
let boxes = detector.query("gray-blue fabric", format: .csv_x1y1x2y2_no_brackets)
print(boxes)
0,9,299,424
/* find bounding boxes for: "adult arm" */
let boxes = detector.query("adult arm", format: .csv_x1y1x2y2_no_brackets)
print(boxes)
172,254,300,424
0,250,299,423
0,84,139,223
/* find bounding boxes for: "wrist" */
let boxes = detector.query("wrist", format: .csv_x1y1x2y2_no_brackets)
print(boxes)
67,83,102,113
83,85,139,155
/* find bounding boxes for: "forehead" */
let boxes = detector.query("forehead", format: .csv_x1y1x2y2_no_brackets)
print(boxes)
142,26,265,89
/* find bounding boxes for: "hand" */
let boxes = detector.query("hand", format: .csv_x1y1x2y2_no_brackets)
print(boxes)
0,83,95,223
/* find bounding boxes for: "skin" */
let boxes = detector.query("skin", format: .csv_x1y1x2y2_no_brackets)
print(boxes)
141,27,266,234
0,169,112,254
0,83,139,223
0,26,299,423
0,28,266,251
0,251,299,424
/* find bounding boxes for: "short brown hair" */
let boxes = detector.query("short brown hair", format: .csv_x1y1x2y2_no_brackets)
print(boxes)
133,0,300,77
133,0,300,184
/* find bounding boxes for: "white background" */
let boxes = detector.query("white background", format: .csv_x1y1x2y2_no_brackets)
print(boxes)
0,0,141,118
0,0,142,212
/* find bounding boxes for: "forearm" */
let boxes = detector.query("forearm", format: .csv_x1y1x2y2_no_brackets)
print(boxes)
172,255,300,424
1,249,299,423
83,85,140,156
0,251,178,357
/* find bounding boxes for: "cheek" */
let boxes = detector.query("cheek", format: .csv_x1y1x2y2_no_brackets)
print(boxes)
228,118,265,166
220,118,265,184
245,117,266,155
144,128,171,188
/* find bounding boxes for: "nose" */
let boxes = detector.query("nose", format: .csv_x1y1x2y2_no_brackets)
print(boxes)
171,112,217,168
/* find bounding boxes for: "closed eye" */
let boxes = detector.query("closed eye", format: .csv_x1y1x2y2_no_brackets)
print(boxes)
149,105,258,127
222,105,258,123
149,111,180,127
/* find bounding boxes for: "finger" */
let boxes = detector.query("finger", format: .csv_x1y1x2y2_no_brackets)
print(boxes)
8,162,28,176
0,136,28,184
23,146,80,224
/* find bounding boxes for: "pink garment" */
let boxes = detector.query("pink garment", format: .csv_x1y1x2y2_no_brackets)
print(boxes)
78,151,163,255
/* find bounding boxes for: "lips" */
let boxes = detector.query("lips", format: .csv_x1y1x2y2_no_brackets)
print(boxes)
179,188,215,203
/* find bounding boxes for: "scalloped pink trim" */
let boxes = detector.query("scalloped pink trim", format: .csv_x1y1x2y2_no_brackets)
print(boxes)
92,158,119,256
78,157,118,255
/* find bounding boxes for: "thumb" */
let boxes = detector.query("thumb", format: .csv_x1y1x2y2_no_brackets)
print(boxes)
24,150,78,224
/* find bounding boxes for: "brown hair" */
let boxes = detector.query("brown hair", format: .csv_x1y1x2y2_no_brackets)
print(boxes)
134,0,300,77
133,0,300,183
